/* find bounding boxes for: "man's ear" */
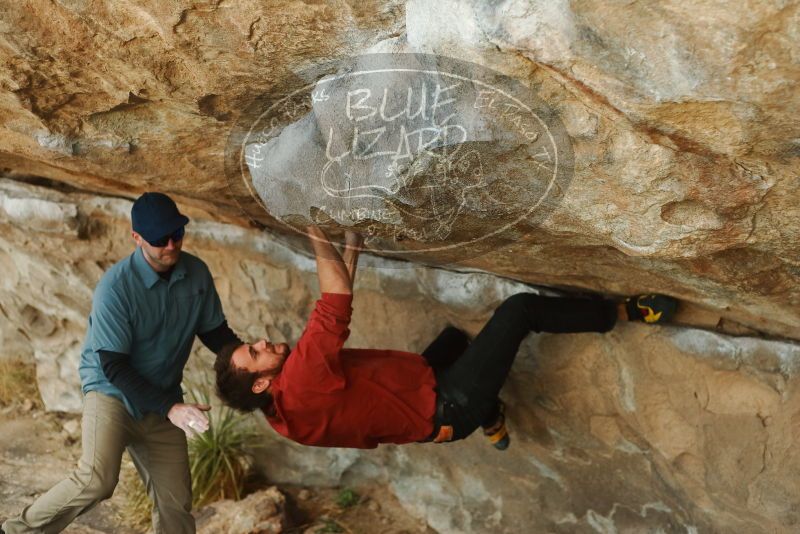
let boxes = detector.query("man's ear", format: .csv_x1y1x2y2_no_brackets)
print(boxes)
252,375,271,394
132,231,143,246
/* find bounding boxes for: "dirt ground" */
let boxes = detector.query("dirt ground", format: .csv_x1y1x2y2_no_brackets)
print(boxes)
0,406,134,534
0,405,433,534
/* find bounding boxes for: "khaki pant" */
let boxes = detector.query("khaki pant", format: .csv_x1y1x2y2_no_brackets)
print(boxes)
3,392,194,534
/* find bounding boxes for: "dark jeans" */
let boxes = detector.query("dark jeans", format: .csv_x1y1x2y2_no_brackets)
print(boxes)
422,293,617,441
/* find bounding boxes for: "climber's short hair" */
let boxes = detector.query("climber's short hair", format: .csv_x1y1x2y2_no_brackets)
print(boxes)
214,342,274,413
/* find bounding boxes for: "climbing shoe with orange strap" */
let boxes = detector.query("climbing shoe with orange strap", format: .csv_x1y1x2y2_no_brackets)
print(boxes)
483,400,510,451
625,294,678,324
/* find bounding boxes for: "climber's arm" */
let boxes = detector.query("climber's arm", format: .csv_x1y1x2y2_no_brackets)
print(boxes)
307,225,353,295
342,230,363,285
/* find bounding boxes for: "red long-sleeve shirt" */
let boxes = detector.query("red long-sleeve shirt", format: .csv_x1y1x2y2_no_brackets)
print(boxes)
265,293,437,448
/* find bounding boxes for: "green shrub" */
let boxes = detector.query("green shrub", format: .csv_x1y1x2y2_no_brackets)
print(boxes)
335,488,360,509
188,388,263,506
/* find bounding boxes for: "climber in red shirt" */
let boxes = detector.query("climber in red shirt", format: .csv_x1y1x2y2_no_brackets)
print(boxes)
214,226,677,450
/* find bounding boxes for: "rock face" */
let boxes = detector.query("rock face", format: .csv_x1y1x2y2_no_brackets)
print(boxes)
2,181,800,533
196,487,287,534
1,1,799,339
1,1,800,533
251,319,800,533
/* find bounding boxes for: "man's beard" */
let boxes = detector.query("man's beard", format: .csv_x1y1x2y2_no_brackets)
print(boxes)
144,247,179,268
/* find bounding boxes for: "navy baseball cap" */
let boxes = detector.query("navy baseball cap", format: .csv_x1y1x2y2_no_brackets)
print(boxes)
131,192,190,243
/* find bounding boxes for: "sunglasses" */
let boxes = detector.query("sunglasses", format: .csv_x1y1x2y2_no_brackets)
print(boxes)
147,226,185,247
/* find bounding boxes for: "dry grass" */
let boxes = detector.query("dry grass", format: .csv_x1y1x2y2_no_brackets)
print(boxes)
118,458,153,531
0,358,43,408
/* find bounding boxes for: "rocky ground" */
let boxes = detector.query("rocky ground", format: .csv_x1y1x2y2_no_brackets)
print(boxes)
0,404,431,534
0,405,134,534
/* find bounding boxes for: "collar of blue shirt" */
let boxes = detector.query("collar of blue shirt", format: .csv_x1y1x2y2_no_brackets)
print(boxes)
132,246,188,289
